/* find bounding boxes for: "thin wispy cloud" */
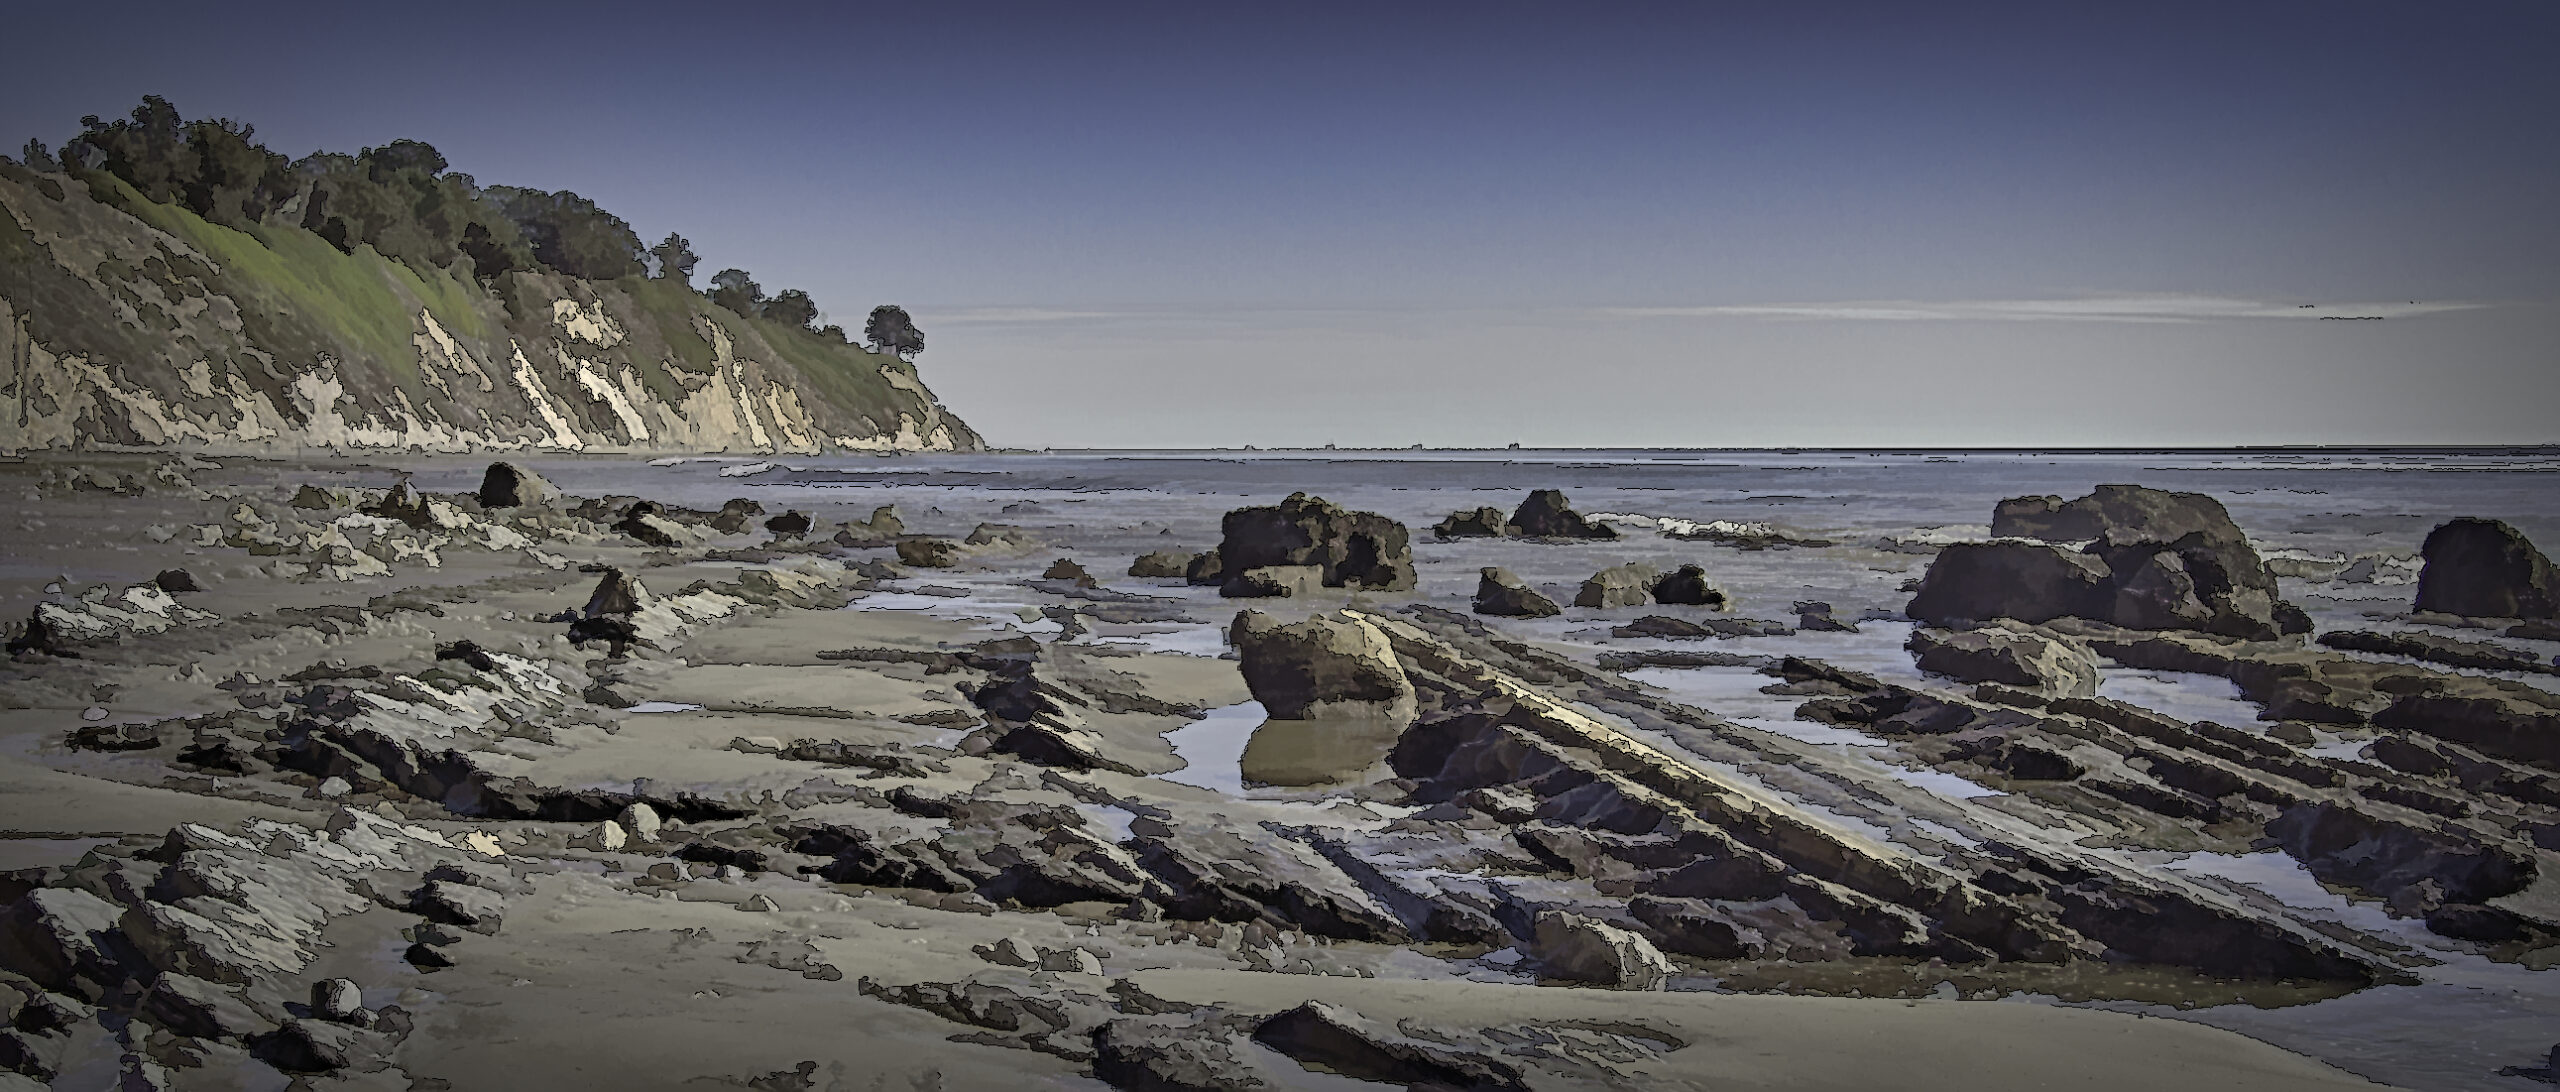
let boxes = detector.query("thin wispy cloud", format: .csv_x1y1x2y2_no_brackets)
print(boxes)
931,307,1126,324
1601,295,2490,323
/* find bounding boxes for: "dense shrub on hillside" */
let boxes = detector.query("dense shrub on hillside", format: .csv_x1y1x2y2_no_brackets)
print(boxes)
31,95,878,341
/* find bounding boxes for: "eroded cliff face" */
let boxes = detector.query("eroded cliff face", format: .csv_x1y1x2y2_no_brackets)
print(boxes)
0,165,982,455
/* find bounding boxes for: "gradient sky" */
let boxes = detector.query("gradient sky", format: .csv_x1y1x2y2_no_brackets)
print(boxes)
6,1,2555,447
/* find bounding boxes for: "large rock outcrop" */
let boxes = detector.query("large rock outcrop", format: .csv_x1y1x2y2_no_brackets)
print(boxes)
1214,493,1414,597
2414,518,2557,620
1912,486,2306,639
1907,624,2099,697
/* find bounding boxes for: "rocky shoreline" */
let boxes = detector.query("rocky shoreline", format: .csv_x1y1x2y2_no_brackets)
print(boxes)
4,456,2556,1090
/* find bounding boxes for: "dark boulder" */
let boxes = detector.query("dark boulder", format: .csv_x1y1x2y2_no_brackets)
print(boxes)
896,537,965,568
763,510,814,537
474,462,556,509
1182,548,1224,586
1473,568,1561,618
1509,489,1616,539
707,498,765,534
2415,518,2558,620
153,568,200,593
1649,564,1728,608
1906,542,2114,627
1215,493,1413,596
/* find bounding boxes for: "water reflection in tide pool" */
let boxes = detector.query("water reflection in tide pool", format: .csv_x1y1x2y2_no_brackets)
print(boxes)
1160,701,1267,795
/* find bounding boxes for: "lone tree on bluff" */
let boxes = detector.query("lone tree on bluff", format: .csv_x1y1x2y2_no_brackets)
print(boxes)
865,305,924,360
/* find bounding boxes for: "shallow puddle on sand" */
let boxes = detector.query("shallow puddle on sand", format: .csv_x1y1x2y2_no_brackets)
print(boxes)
625,701,703,713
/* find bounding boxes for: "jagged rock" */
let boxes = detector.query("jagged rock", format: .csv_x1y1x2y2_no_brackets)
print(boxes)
896,537,965,568
1531,910,1673,989
1128,550,1195,579
1628,895,1756,959
1224,565,1324,599
413,880,505,935
1229,611,1416,722
972,937,1039,967
1433,506,1511,538
615,501,689,547
1611,615,1787,639
1907,625,2098,697
708,498,764,534
1250,1002,1526,1091
1508,490,1616,540
1036,946,1104,974
475,462,556,509
1473,568,1561,618
1648,565,1728,608
1794,600,1857,632
402,943,453,971
0,887,124,997
569,821,629,853
309,978,365,1023
140,972,271,1039
581,567,649,618
1575,563,1658,608
2416,518,2557,619
1092,1018,1269,1092
290,484,346,510
68,719,161,752
1133,822,1408,941
367,479,434,528
1042,558,1099,588
4,607,77,657
1214,493,1413,596
250,1019,362,1073
965,523,1034,549
830,507,906,547
2319,629,2559,676
763,510,814,537
153,568,200,593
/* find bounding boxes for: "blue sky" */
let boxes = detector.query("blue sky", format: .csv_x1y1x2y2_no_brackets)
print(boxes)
7,1,2555,446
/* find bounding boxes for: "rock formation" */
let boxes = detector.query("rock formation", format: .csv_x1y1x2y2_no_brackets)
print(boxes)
1214,493,1414,597
2414,517,2558,619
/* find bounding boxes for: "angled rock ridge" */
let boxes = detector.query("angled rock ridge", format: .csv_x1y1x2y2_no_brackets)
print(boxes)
0,164,982,454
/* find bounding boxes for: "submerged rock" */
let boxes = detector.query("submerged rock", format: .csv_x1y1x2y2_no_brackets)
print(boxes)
2415,517,2557,620
1473,567,1561,617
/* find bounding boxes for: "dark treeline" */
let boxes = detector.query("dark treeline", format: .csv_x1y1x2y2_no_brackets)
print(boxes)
15,96,921,355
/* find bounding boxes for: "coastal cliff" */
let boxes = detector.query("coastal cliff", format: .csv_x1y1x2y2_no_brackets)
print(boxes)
0,106,981,456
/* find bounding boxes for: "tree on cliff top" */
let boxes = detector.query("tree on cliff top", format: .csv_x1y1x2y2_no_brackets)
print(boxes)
708,268,764,317
865,305,924,360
